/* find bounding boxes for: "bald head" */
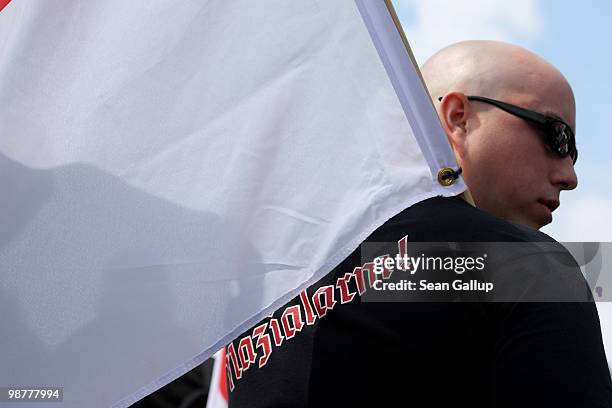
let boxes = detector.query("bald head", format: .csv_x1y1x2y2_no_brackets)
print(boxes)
421,41,578,230
422,40,573,107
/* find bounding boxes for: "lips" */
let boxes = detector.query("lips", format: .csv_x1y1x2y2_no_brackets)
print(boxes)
538,198,560,213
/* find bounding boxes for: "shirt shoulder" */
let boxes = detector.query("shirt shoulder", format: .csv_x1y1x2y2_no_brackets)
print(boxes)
369,195,555,243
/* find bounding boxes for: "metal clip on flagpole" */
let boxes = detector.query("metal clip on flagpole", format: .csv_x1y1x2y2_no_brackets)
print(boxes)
437,167,462,187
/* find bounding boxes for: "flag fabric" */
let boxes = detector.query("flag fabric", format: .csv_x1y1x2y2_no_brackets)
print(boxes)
0,0,464,406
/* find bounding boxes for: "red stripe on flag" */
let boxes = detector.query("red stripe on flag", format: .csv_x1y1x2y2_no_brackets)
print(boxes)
218,348,228,401
0,0,12,13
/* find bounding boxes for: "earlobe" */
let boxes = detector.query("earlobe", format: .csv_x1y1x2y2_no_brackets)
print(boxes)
438,92,470,158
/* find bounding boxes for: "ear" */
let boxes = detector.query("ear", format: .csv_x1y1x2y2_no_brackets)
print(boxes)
437,92,471,159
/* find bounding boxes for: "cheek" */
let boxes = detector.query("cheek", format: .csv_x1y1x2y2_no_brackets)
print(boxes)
466,126,543,204
479,121,549,181
467,134,516,183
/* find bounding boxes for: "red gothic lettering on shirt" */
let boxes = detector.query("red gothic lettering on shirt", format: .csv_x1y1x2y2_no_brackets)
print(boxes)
269,318,284,347
226,352,236,391
281,305,304,339
336,272,356,304
398,235,409,271
238,336,257,371
226,342,242,381
226,234,412,391
355,262,379,294
353,266,366,295
379,255,394,279
252,323,272,368
312,285,337,318
300,290,317,325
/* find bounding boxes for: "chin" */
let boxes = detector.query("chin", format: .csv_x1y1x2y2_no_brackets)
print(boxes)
526,219,545,230
526,214,551,230
533,204,554,229
513,213,547,230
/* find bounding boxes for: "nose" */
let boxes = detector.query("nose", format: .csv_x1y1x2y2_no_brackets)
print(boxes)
550,155,578,191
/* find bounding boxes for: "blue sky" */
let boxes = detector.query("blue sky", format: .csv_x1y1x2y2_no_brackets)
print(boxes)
392,0,612,242
391,0,612,366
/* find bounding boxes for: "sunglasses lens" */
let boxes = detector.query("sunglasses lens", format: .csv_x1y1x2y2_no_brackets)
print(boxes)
552,122,569,153
549,121,577,163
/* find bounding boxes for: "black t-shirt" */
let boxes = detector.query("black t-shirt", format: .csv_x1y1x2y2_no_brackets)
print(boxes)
226,196,612,407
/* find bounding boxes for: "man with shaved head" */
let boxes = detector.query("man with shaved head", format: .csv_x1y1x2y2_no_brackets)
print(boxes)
422,40,578,229
227,41,612,408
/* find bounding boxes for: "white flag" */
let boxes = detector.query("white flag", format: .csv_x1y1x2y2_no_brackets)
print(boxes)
0,0,464,406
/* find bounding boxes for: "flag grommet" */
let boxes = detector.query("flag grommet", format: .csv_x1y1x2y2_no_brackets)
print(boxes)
437,167,461,186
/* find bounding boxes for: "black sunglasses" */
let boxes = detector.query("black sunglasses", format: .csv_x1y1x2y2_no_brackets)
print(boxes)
437,95,578,164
